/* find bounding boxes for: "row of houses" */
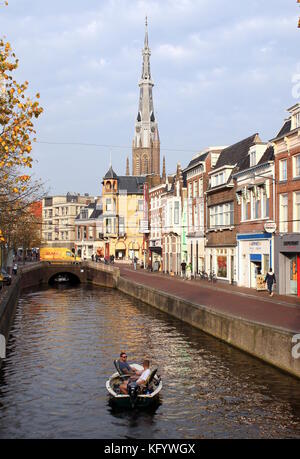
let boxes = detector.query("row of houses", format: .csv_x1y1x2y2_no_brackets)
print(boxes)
41,102,300,297
148,103,300,297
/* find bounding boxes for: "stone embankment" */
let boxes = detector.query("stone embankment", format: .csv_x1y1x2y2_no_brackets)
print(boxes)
1,261,299,378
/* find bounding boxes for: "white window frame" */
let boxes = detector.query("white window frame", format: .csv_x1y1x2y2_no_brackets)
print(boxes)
279,159,287,181
279,194,288,233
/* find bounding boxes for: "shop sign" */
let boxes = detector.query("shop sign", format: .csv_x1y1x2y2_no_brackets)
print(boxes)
256,274,267,291
249,241,262,253
264,221,277,233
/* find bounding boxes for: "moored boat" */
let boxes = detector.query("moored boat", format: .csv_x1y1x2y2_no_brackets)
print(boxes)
106,362,162,408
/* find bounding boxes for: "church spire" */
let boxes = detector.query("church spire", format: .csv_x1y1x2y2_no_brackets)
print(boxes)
132,18,160,176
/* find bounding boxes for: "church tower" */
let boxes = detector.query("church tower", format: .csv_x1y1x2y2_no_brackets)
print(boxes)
132,18,160,176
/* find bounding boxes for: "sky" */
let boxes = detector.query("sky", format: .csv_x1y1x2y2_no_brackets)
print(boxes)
1,0,300,196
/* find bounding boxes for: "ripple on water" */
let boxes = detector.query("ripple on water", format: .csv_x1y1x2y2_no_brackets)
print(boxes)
0,285,299,439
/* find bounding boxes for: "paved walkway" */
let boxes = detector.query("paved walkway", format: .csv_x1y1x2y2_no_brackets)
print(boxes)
118,265,300,333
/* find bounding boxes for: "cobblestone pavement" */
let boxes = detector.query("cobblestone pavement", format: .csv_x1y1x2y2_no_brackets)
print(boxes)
118,265,300,333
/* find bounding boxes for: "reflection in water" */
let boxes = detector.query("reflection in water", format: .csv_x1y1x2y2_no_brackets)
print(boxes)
0,284,299,439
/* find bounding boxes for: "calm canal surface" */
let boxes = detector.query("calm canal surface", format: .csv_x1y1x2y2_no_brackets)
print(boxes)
0,284,299,439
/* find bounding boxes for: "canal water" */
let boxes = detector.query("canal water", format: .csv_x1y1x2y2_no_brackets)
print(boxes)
0,284,299,439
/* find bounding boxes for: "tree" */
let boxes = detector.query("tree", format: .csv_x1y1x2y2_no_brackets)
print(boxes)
0,7,44,267
0,38,43,198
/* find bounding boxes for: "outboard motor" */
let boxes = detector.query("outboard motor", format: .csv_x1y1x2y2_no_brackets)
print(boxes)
127,381,139,408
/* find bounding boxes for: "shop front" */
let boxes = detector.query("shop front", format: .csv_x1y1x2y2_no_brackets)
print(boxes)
275,234,300,297
205,247,236,283
115,241,126,260
237,233,273,289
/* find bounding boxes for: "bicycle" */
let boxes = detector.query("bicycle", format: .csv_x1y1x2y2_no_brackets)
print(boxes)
208,270,217,283
199,270,208,281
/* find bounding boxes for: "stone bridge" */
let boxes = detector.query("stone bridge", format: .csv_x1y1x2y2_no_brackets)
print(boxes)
19,261,120,290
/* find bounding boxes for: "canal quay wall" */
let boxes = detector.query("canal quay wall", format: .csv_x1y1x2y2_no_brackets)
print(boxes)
0,276,21,369
1,262,299,378
116,276,300,379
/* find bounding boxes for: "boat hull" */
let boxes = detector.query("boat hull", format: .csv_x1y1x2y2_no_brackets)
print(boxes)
106,364,162,409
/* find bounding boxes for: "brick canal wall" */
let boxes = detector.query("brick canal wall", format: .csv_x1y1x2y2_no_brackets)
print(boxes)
116,276,300,379
0,276,21,369
0,262,120,369
1,262,299,378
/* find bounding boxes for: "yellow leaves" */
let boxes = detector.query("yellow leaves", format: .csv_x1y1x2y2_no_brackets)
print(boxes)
36,93,40,99
12,187,19,193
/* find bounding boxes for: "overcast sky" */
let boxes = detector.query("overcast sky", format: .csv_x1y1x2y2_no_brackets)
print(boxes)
1,0,299,195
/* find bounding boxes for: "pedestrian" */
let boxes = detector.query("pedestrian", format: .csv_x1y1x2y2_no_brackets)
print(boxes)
181,260,187,279
13,263,18,275
264,268,276,296
91,254,94,262
186,262,192,280
133,256,138,270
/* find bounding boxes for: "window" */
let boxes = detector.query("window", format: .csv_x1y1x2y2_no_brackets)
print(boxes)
81,209,88,219
250,150,256,167
193,181,197,198
294,155,300,178
210,202,233,228
198,178,203,197
261,189,269,219
242,197,249,221
83,226,87,239
119,216,125,236
188,183,192,198
47,233,52,241
174,201,180,225
106,198,112,212
212,172,225,187
280,159,287,181
295,112,300,129
88,227,94,240
294,192,300,232
280,194,288,233
138,200,144,212
251,189,260,219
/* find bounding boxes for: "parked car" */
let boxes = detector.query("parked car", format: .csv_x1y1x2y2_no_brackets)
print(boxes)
1,269,12,286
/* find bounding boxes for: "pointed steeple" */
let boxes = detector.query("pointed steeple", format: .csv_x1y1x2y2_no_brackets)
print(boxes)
126,157,130,176
132,18,160,176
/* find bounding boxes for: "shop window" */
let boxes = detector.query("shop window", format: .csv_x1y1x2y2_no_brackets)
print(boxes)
217,256,227,278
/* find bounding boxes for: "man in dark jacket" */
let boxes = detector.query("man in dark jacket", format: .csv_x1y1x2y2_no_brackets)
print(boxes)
265,269,276,296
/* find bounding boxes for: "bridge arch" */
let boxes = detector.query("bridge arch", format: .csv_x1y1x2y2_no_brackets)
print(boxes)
48,271,81,286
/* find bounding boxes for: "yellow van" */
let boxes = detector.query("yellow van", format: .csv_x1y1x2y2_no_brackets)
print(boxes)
40,247,80,263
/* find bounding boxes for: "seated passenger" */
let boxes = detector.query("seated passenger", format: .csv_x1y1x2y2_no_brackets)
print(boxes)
120,359,151,395
118,351,138,376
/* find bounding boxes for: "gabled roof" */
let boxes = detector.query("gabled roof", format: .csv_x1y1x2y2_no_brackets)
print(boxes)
215,134,260,170
185,152,209,170
275,119,291,139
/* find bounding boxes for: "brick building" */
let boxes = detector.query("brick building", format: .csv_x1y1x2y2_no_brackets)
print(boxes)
272,103,300,296
233,144,275,289
184,147,225,275
206,134,262,283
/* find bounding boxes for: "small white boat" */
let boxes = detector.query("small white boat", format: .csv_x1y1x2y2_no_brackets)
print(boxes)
106,362,162,408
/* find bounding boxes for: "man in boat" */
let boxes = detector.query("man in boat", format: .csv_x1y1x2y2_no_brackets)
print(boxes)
118,351,139,376
119,359,151,395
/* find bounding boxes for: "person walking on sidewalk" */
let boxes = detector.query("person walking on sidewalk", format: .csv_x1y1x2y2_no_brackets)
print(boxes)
181,260,187,279
133,256,138,271
264,268,276,296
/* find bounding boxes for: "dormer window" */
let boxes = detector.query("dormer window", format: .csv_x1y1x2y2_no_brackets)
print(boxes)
212,172,225,187
250,150,257,167
295,112,300,129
